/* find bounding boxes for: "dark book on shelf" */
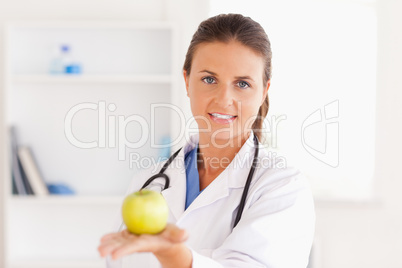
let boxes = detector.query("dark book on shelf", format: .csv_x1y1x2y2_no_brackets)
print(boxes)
18,146,49,196
9,126,32,195
19,155,34,195
11,173,18,195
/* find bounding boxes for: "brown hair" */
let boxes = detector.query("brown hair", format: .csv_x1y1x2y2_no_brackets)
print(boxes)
183,13,272,142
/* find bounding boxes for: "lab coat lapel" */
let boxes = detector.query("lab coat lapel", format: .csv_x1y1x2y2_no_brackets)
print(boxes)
161,135,198,222
161,154,186,222
179,171,230,219
179,132,256,220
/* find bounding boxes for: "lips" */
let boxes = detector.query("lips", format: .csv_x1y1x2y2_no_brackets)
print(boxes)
208,113,237,124
210,113,236,119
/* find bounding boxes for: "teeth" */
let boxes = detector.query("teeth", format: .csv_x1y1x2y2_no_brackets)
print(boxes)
211,113,235,119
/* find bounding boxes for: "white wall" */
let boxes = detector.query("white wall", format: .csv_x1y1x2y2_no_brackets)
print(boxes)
0,48,5,267
314,0,402,267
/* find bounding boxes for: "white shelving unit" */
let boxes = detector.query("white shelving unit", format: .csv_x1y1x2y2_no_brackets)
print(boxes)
9,195,124,205
9,259,106,268
11,74,173,84
3,21,180,268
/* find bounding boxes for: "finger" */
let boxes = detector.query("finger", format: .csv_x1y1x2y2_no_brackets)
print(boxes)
111,244,139,260
98,232,133,257
100,232,121,242
110,237,152,260
122,229,138,238
161,224,189,243
98,240,122,258
101,229,137,243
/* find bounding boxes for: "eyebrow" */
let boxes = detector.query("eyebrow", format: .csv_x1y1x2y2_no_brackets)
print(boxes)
199,70,217,76
198,70,255,82
235,76,255,82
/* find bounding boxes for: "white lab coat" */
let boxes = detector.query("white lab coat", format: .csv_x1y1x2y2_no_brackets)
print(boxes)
107,132,315,268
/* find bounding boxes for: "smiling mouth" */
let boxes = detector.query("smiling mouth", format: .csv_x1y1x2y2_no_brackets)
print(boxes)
209,113,237,119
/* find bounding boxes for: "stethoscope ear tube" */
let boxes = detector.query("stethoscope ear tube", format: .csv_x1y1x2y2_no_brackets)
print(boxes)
160,147,182,174
140,147,182,191
141,173,170,190
233,135,259,228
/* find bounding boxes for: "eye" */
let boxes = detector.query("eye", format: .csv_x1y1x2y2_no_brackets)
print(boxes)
202,76,216,84
237,81,250,89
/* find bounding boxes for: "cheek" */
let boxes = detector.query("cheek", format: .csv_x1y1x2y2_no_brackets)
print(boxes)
238,97,263,123
189,94,205,114
240,96,262,112
188,80,203,99
189,88,209,108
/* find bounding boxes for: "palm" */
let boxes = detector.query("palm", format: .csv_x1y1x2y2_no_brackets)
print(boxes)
98,224,188,260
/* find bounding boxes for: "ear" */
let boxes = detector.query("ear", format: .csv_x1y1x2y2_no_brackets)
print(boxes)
183,70,190,97
261,80,271,105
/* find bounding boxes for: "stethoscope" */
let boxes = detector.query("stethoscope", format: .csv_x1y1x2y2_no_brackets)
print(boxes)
117,135,259,235
141,135,259,228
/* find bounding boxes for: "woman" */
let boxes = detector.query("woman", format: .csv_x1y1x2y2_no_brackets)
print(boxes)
98,14,315,268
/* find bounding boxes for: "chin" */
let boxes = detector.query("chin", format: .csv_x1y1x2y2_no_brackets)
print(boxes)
208,131,245,147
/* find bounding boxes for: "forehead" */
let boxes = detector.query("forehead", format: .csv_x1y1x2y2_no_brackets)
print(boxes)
191,41,265,78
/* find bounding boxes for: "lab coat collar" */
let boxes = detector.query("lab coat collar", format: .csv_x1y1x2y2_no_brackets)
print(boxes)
164,131,258,221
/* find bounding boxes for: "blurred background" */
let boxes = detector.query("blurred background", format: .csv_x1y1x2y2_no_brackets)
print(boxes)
0,0,401,267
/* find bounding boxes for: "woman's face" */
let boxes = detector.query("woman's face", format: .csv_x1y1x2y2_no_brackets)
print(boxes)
184,40,270,146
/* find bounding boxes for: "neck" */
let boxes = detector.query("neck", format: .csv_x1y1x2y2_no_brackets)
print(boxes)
197,132,251,174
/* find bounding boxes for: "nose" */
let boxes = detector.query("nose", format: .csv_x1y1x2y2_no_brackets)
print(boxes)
214,84,234,108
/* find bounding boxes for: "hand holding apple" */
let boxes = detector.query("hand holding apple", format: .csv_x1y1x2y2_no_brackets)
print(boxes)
98,190,192,266
98,224,191,265
122,189,169,234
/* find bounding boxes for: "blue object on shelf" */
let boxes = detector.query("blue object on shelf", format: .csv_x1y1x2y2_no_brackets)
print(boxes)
159,136,172,160
61,45,69,53
65,64,82,74
47,183,75,195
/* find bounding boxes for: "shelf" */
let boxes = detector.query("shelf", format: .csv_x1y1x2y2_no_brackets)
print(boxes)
6,20,177,30
10,74,173,84
9,259,105,268
9,195,124,205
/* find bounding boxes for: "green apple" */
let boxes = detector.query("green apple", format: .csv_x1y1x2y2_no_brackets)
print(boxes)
122,189,169,235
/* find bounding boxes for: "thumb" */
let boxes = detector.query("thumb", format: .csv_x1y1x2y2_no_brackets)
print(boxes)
162,224,189,243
